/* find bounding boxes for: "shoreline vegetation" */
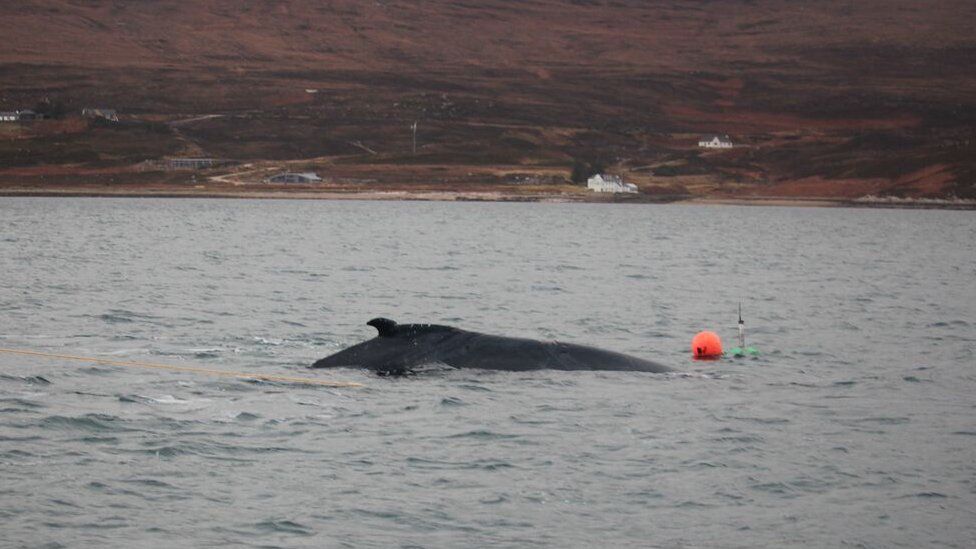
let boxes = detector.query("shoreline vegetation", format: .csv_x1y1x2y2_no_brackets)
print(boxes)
2,184,974,210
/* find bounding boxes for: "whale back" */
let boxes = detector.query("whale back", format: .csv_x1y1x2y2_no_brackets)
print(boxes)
311,318,463,373
311,318,672,374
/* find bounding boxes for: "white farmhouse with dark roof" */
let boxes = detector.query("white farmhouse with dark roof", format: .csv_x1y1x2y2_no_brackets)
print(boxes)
586,174,638,193
698,135,733,148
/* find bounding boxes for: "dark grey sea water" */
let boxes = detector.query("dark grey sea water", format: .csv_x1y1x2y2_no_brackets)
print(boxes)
1,198,974,548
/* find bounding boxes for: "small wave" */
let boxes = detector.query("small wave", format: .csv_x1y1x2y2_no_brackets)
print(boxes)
0,374,51,385
99,313,135,324
671,372,723,379
118,394,206,406
41,414,130,433
445,430,519,440
124,439,312,459
439,396,466,407
677,500,717,508
731,416,790,425
186,347,223,354
0,434,43,442
415,265,460,271
928,320,970,328
77,436,119,444
77,366,118,376
1,448,36,459
714,434,765,444
508,415,554,426
471,460,515,471
0,397,46,409
153,395,196,405
902,376,931,383
530,285,565,293
100,348,153,356
683,461,727,470
122,478,179,489
254,519,313,535
479,494,508,504
97,309,160,324
749,481,794,496
851,416,911,425
898,492,948,499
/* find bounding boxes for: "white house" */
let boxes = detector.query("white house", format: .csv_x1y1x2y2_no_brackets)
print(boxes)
698,135,733,148
267,172,323,184
0,110,37,122
587,174,638,194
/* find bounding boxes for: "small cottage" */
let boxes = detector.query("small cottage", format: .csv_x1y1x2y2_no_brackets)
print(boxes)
267,172,323,184
1,110,41,122
698,135,733,149
587,174,638,194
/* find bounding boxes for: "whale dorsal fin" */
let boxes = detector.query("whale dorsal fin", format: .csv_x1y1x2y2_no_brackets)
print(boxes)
367,317,398,337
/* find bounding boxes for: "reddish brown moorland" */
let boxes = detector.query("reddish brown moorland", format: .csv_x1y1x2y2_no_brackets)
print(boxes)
1,0,974,201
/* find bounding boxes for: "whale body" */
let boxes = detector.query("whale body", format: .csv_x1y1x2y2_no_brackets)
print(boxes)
311,318,672,375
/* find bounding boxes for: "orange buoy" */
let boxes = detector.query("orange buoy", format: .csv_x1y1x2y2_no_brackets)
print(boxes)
691,331,723,359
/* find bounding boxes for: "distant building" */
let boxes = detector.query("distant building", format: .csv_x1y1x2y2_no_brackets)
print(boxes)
168,158,225,170
698,135,733,149
83,108,119,122
267,172,323,184
1,110,40,122
587,174,638,193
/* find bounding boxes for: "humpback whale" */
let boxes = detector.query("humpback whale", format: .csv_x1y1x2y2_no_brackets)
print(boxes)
311,318,672,375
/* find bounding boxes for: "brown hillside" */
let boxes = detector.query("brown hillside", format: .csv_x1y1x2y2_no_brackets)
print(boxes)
1,0,974,198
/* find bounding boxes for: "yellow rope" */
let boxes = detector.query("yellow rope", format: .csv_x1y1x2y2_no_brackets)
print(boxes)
0,347,363,388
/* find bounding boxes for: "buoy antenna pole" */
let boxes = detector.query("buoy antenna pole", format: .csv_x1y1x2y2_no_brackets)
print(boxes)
737,302,745,349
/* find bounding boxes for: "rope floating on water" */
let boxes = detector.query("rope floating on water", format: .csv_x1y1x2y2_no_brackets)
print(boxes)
0,347,363,388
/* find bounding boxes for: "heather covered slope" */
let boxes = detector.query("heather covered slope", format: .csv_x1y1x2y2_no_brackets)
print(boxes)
1,0,974,198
